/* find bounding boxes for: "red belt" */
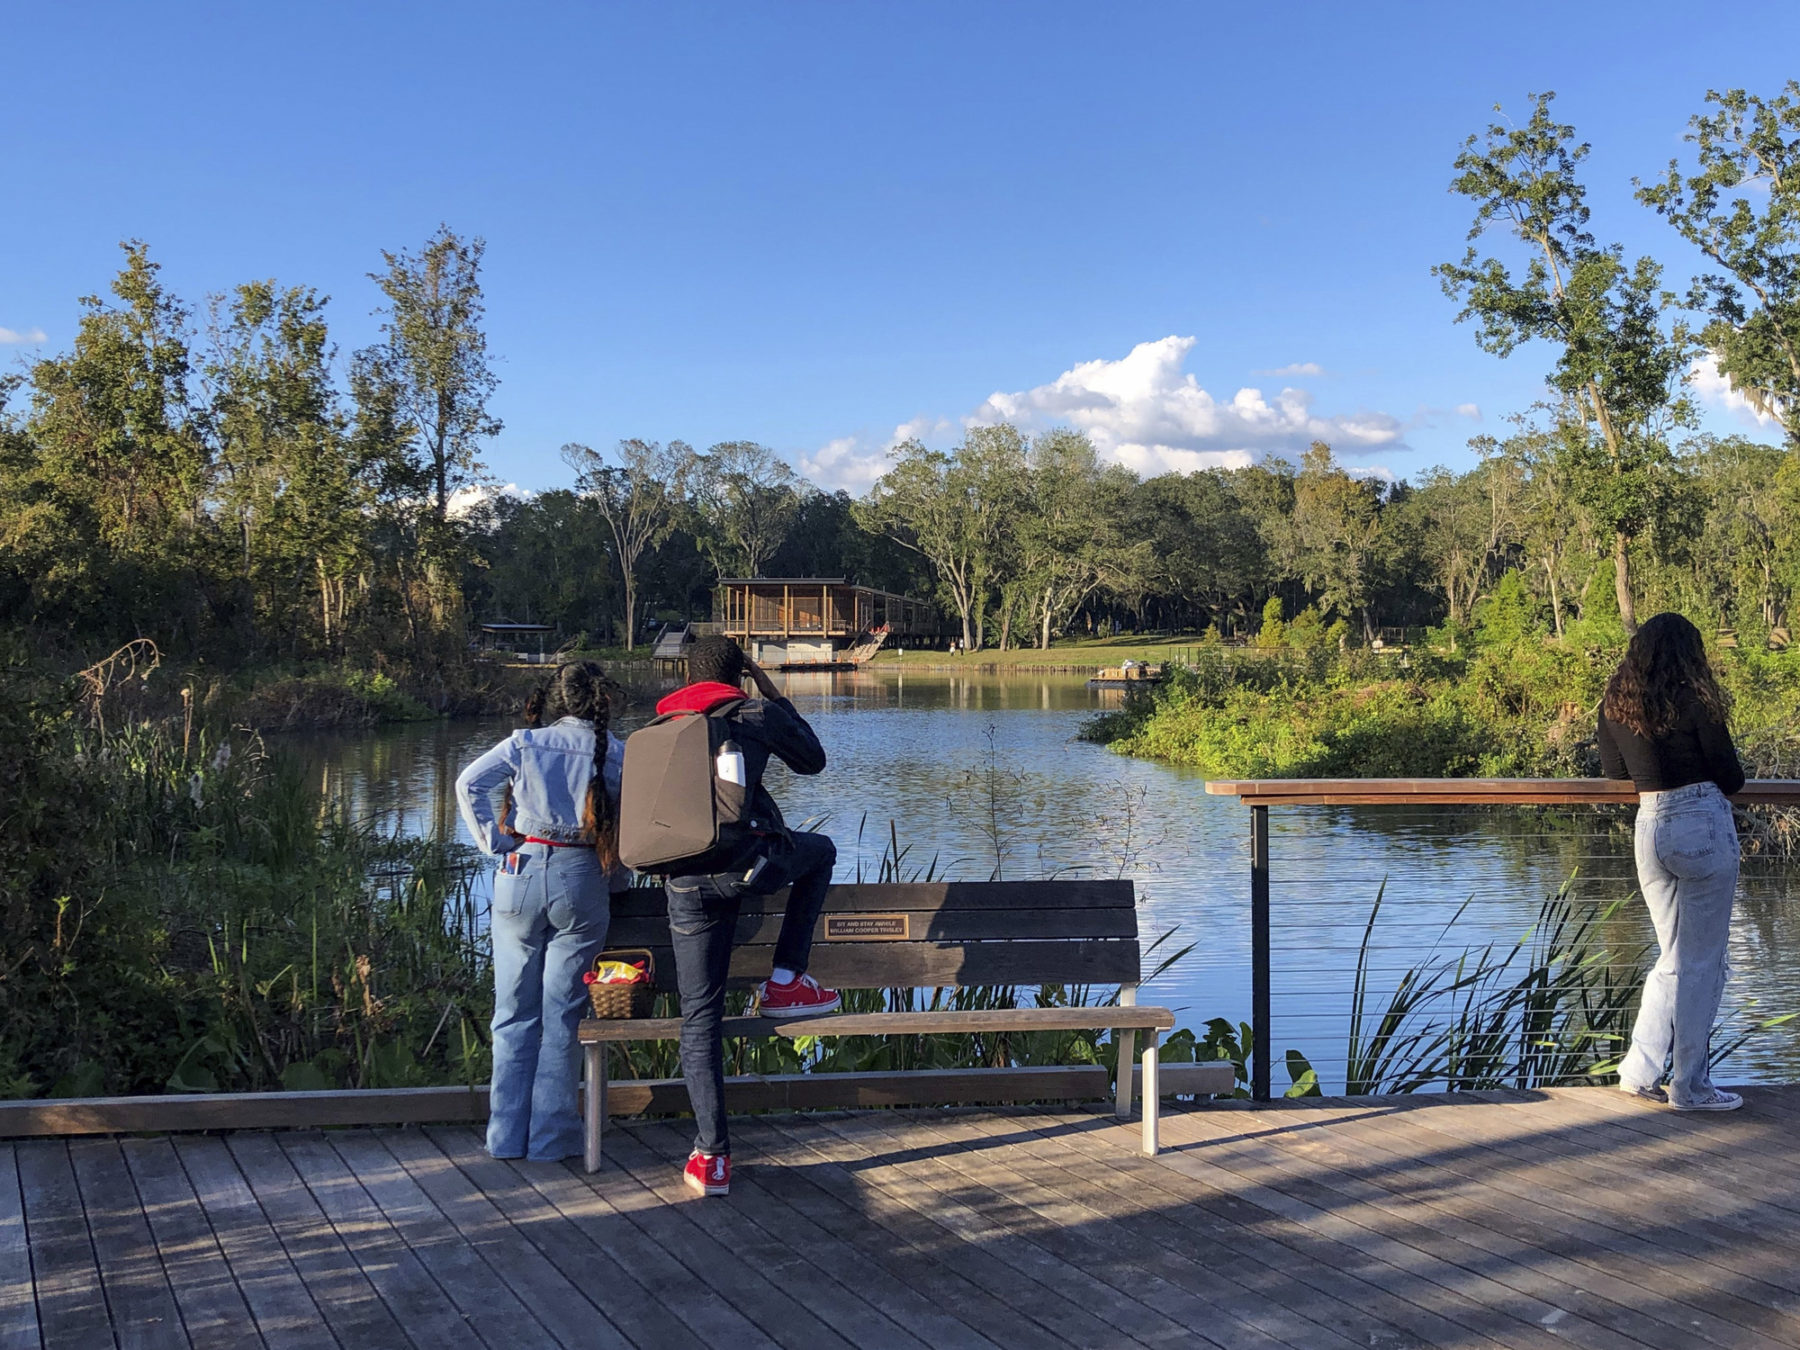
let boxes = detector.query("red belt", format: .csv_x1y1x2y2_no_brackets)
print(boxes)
523,836,586,848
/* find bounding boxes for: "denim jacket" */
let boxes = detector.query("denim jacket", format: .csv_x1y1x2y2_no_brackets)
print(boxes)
455,717,626,868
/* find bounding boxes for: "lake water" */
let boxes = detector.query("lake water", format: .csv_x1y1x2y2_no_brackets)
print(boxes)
299,668,1800,1090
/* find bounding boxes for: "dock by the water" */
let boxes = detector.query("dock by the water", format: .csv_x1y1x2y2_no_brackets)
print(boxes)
7,1087,1800,1348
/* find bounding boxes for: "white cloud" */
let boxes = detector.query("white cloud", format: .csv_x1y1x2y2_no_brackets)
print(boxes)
798,335,1414,492
969,335,1406,475
1691,353,1780,427
1455,403,1481,420
1252,361,1324,377
796,437,891,492
0,326,48,345
447,482,533,519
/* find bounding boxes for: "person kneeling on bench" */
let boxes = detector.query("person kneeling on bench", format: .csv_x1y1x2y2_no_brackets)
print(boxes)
653,636,839,1196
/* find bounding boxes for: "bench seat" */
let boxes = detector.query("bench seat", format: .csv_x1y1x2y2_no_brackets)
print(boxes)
580,1005,1177,1042
580,879,1191,1171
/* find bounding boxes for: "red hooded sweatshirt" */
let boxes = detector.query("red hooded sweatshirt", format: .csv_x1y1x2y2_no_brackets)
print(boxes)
655,681,747,717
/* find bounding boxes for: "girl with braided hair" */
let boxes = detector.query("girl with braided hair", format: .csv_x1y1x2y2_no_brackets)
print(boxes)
456,660,626,1159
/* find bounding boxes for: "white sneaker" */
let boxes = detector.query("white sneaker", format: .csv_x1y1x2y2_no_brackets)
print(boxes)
1619,1083,1667,1104
1671,1089,1743,1112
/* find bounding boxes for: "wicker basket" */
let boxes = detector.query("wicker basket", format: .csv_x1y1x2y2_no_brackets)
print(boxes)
586,948,655,1019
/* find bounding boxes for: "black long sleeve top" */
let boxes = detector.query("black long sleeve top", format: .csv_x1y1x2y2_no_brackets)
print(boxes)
1596,705,1745,795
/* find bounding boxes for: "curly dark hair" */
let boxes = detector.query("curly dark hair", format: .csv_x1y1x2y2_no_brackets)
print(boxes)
686,634,746,686
541,660,620,869
1602,612,1730,738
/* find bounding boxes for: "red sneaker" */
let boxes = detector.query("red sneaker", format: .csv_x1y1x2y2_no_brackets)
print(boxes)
756,972,842,1017
683,1150,730,1196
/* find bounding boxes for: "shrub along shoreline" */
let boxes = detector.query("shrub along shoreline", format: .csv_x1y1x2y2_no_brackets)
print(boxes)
1082,608,1800,790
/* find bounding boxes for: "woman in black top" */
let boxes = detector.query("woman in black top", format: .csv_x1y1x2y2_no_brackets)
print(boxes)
1599,612,1745,1112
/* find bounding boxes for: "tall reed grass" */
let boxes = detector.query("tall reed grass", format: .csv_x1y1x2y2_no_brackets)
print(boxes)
1340,877,1792,1094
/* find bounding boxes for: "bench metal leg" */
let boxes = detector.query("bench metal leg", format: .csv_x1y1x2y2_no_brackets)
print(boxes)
1114,984,1137,1119
1141,1031,1160,1157
583,1042,606,1173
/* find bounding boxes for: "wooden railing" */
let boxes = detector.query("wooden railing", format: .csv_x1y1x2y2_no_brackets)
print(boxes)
1203,777,1800,1100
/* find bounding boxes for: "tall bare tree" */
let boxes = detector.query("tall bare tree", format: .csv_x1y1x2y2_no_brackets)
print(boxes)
562,438,694,649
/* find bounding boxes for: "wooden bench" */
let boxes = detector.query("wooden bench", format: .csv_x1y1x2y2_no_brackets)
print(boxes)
580,879,1203,1171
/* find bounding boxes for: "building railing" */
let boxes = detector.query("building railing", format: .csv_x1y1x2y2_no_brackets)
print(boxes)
1203,778,1800,1100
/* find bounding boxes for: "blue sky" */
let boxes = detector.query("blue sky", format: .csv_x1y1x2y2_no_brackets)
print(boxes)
3,1,1797,492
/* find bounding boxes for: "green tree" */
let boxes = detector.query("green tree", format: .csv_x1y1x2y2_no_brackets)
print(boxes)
1640,82,1800,445
1687,433,1790,637
1289,443,1385,640
856,427,1026,650
202,281,363,655
1014,429,1150,648
692,441,802,579
23,242,209,641
362,225,501,531
1436,93,1693,634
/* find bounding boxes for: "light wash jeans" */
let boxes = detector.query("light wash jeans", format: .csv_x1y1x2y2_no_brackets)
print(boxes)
488,841,610,1160
1618,782,1739,1106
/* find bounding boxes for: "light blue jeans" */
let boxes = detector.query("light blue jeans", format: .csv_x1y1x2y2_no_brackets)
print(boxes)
488,841,610,1160
1618,782,1739,1106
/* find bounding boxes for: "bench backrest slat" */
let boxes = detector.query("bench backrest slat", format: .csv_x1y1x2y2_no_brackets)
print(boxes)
603,880,1141,992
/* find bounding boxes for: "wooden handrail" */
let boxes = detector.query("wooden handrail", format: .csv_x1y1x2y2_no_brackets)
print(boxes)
1204,778,1800,806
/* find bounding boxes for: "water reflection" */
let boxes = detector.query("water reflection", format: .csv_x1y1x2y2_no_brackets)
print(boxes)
293,667,1800,1087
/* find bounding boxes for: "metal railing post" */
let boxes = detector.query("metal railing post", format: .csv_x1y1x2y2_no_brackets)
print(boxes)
1251,803,1271,1102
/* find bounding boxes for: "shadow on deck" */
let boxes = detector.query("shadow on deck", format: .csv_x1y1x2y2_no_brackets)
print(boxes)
5,1085,1800,1349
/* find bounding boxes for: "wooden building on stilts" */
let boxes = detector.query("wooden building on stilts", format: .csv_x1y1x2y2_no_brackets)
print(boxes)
710,578,948,669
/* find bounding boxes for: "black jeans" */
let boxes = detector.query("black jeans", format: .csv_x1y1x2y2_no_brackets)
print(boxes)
665,831,837,1156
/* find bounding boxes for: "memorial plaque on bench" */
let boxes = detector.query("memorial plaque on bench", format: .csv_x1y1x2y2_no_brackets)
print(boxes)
824,913,910,940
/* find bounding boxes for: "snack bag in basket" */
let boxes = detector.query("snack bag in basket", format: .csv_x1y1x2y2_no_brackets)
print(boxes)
585,957,650,989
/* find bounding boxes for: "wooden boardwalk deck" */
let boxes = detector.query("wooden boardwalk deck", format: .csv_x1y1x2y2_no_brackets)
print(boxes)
5,1086,1800,1349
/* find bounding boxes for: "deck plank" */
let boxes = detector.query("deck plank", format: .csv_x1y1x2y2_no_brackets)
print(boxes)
66,1142,185,1350
764,1112,1145,1347
419,1126,726,1350
1383,1093,1800,1300
1144,1104,1643,1350
169,1138,335,1350
10,1092,1800,1349
273,1135,483,1350
729,1116,1063,1350
220,1135,410,1350
1032,1105,1573,1350
14,1141,115,1350
631,1119,1003,1350
1241,1095,1800,1346
116,1140,258,1350
586,1125,922,1349
821,1108,1244,1348
0,1147,40,1350
325,1132,559,1350
1002,1107,1517,1350
376,1128,628,1350
921,1106,1427,1350
1172,1100,1800,1350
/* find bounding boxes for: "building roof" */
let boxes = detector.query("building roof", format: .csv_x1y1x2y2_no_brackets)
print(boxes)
479,622,556,633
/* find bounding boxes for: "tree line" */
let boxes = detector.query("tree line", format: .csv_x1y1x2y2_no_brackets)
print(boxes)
5,83,1800,664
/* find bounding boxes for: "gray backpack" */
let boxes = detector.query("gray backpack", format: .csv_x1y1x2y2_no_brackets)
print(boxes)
617,705,759,874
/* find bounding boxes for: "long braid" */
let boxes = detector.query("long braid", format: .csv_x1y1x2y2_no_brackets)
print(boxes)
545,660,619,870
